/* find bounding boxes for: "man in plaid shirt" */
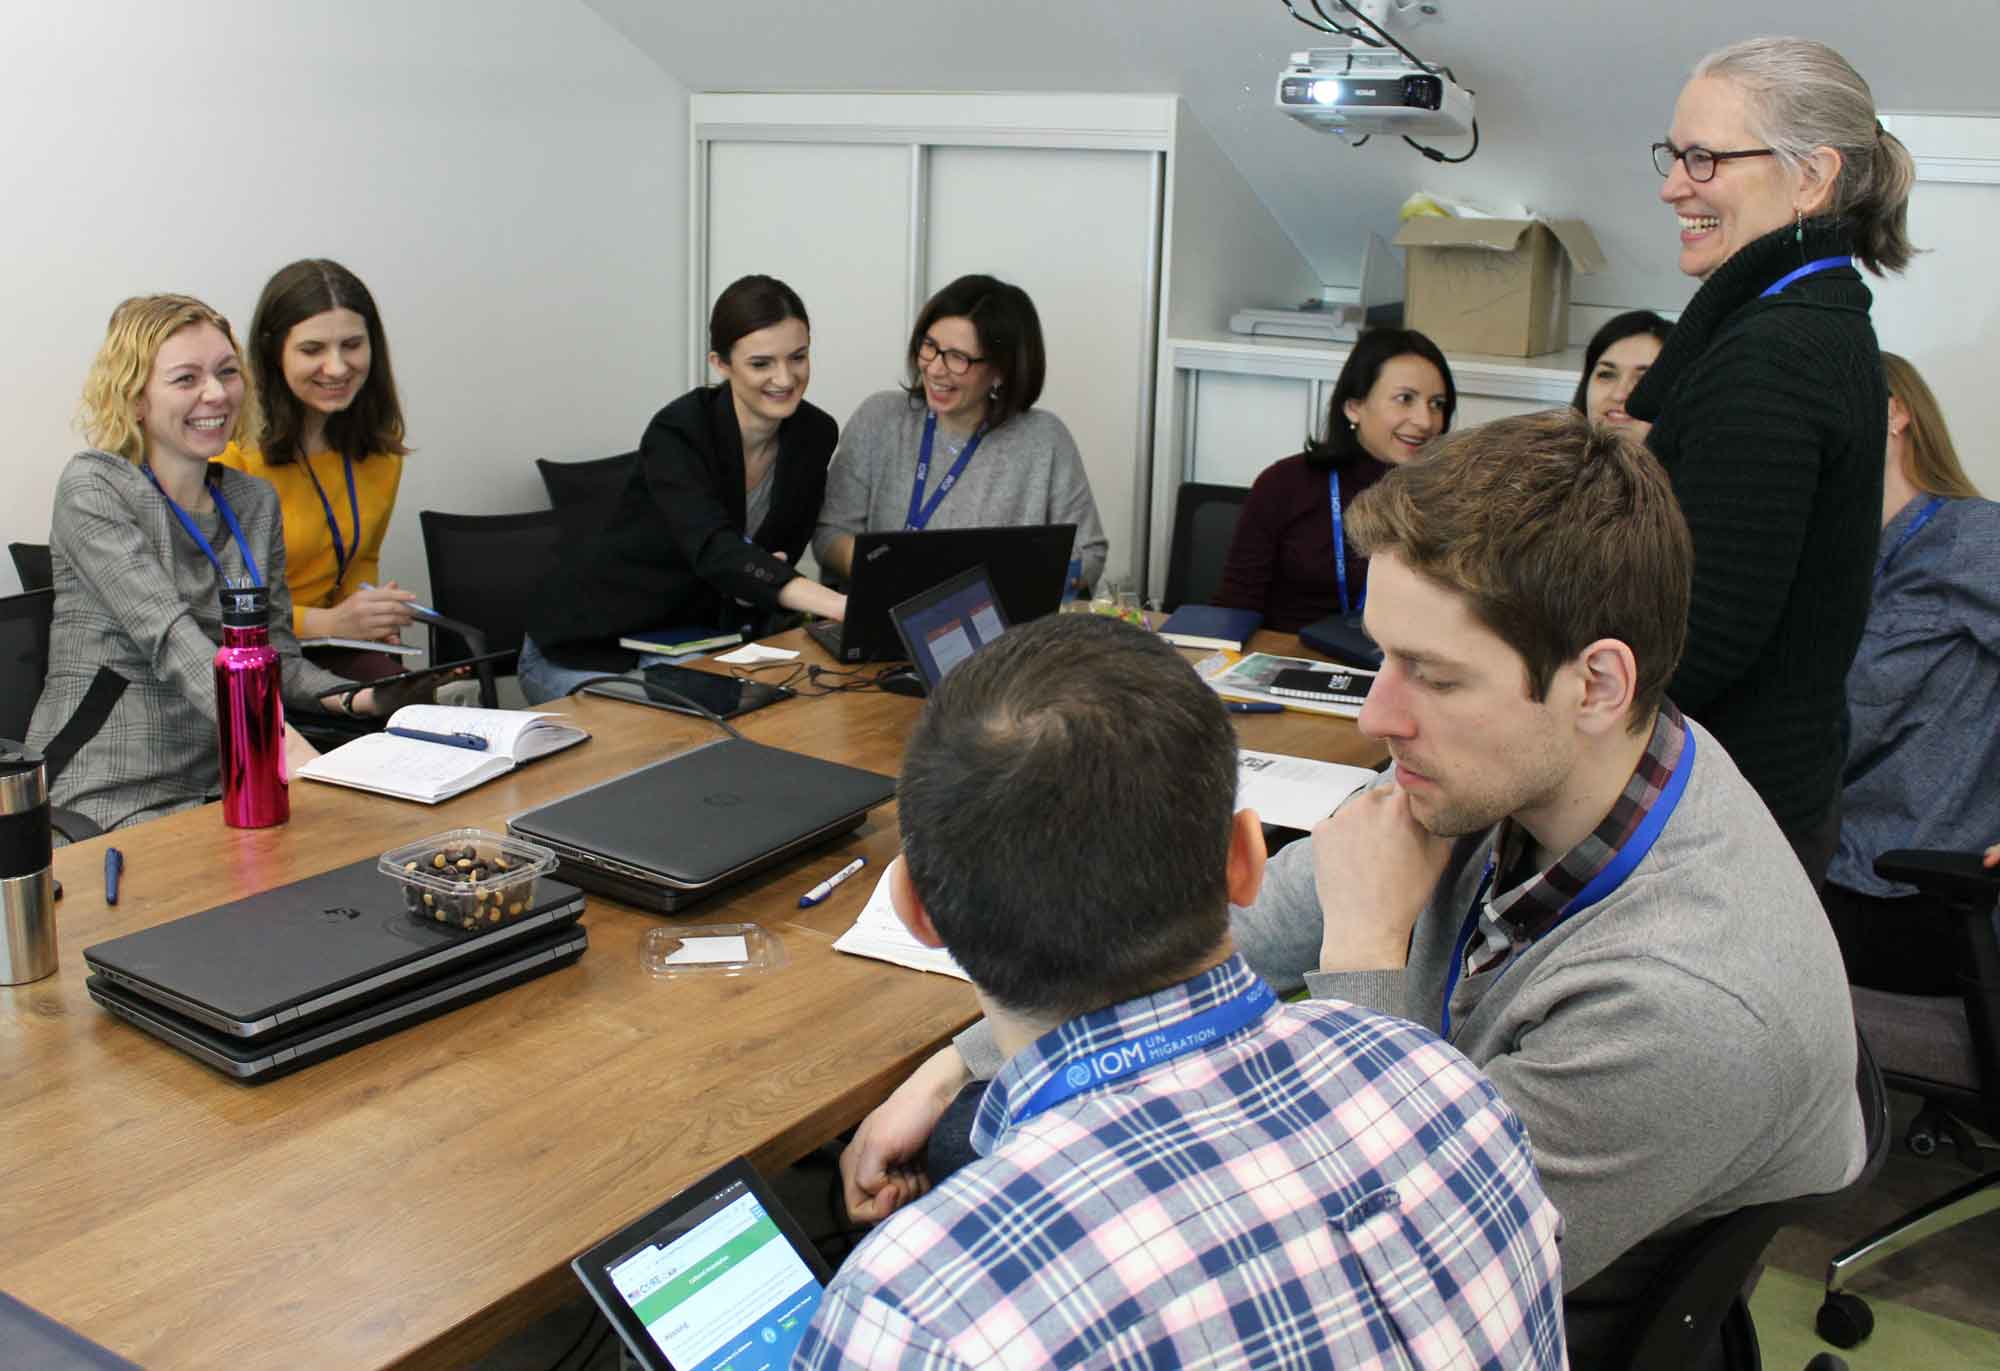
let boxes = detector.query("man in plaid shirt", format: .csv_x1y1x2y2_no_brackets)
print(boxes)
794,614,1565,1370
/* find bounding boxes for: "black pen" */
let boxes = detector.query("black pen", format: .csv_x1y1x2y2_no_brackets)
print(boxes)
386,726,489,752
1226,701,1285,714
104,847,123,905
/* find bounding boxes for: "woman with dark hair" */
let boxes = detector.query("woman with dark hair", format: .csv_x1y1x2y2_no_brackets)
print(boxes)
812,274,1108,588
519,274,844,704
1211,328,1454,631
1627,35,1917,884
1573,310,1673,440
218,259,415,678
1825,354,1999,992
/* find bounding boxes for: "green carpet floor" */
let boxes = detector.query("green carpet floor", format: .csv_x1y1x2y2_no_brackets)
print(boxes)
1750,1267,2000,1369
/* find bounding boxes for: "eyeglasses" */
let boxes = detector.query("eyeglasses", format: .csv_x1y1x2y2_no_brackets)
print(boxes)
1652,140,1776,182
917,336,985,375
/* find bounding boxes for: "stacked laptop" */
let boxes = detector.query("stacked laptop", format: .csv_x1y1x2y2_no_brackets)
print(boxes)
83,859,588,1082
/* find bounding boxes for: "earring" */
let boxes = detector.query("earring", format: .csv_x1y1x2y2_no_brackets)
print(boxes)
1794,208,1804,244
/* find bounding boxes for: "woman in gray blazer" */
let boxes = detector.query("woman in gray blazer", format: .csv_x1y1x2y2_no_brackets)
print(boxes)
26,294,404,832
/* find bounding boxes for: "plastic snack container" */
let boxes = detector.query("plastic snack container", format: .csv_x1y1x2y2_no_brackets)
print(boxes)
380,828,559,932
640,923,786,979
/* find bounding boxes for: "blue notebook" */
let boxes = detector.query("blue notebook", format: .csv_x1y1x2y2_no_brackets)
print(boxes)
1158,605,1263,652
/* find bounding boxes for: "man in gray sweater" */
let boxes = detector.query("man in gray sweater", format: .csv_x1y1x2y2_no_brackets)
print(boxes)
842,410,1866,1368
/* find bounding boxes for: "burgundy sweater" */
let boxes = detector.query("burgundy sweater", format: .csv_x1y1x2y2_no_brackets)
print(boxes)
1213,452,1392,632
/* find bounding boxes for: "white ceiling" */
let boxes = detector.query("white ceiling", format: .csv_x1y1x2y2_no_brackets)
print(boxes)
581,0,1997,311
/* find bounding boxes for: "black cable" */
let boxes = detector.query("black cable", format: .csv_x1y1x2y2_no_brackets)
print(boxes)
1280,0,1342,34
543,1308,600,1371
1404,117,1479,164
567,1320,614,1371
1309,0,1381,43
562,672,745,740
1330,0,1434,71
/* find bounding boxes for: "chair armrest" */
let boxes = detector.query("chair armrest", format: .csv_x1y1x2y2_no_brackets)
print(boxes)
50,807,103,844
1875,849,2000,906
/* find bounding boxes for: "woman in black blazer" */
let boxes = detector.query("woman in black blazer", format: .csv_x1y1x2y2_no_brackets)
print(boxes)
521,275,847,703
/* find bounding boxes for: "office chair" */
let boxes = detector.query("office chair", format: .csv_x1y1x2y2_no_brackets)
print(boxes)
1161,482,1249,611
1621,1030,1890,1371
9,541,52,593
418,508,564,708
1815,848,2000,1350
0,587,102,842
535,451,637,544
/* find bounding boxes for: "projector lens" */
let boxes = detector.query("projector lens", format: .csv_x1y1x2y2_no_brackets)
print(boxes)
1311,79,1341,105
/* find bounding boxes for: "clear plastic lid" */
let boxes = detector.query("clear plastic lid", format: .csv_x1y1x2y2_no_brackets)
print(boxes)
640,923,787,979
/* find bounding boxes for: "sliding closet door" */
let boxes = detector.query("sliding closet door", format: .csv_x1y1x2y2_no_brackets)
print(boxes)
705,141,913,433
924,147,1161,586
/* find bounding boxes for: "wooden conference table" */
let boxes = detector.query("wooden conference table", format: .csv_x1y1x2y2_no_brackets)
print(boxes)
0,629,1384,1369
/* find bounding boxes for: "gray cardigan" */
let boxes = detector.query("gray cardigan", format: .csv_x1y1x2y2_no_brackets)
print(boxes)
811,390,1109,588
26,451,348,831
956,718,1865,1360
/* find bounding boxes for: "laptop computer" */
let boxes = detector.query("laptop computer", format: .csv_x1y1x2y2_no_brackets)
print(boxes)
507,738,896,913
87,921,589,1082
571,1155,834,1371
806,523,1075,662
82,858,586,1039
886,564,1014,696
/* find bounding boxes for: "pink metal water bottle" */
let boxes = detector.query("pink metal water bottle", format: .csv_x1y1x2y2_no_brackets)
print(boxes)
214,585,289,828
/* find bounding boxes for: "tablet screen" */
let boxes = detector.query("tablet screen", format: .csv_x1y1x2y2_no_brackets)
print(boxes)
597,1172,825,1371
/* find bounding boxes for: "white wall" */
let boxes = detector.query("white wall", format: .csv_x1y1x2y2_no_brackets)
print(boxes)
4,1,689,598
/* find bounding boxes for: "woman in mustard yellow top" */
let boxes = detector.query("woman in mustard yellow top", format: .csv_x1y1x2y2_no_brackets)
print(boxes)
218,259,412,676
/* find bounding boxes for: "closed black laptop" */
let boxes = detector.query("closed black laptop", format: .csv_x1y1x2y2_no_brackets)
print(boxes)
82,858,586,1039
807,523,1075,662
507,738,896,913
88,922,589,1083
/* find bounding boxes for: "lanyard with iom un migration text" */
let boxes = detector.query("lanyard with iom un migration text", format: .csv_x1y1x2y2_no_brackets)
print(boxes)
144,466,263,588
1328,469,1360,617
905,413,987,531
1760,256,1852,299
1439,727,1698,1040
1878,496,1945,584
1010,979,1278,1129
300,452,361,594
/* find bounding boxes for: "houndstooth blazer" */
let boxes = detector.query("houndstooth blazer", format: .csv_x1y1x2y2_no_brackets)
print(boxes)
25,450,350,831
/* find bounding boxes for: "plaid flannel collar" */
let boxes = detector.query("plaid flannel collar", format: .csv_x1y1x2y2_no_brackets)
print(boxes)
1486,703,1686,940
970,954,1270,1155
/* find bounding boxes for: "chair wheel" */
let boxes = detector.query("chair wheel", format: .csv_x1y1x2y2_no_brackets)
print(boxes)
1805,1354,1849,1371
1816,1291,1875,1348
1906,1126,1938,1157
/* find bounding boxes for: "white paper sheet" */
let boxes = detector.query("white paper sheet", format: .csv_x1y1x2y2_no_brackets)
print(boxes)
832,867,970,981
715,643,800,665
1237,750,1378,832
656,934,751,966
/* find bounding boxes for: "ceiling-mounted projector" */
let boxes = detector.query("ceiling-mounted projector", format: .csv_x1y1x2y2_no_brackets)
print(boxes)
1277,48,1472,138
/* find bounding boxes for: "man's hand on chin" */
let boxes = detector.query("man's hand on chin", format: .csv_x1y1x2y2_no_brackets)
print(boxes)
1312,783,1454,973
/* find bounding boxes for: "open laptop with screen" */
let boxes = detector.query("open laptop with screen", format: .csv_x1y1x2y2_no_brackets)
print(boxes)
805,523,1073,662
887,564,1014,695
572,1156,833,1371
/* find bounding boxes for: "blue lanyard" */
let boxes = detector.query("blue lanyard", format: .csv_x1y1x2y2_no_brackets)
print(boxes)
905,413,986,531
1759,256,1852,299
1439,725,1698,1040
1328,469,1359,617
1878,496,1944,583
144,466,263,588
299,452,360,593
1011,979,1277,1128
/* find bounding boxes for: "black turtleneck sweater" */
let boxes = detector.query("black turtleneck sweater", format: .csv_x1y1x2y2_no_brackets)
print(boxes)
1628,219,1886,833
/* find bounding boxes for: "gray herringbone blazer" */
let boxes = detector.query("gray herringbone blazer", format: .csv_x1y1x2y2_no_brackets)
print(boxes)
26,451,349,831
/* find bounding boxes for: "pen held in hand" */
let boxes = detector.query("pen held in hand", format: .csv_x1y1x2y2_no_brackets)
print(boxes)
800,856,868,908
385,726,489,752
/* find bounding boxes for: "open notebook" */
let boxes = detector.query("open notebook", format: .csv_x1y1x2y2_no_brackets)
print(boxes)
832,866,969,981
298,705,588,804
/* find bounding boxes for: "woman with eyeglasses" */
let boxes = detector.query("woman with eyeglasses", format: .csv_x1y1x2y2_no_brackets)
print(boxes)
1211,328,1455,632
1624,36,1916,885
812,274,1108,590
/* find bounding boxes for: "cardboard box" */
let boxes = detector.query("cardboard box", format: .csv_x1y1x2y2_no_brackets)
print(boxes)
1393,217,1607,357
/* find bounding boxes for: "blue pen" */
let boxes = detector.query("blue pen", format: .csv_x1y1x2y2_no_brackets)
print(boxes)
361,582,440,618
104,847,123,905
800,856,868,908
1227,701,1285,714
386,726,489,751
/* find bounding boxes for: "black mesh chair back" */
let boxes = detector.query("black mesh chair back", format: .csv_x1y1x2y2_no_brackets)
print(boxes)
9,542,52,593
418,509,565,707
0,588,53,741
1162,483,1250,610
536,452,637,544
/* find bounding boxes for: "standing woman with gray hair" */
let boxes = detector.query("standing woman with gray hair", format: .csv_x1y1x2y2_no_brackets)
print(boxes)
1626,36,1916,885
